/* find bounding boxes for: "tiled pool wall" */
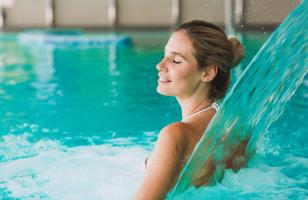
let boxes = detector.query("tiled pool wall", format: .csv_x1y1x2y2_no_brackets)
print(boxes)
0,0,300,30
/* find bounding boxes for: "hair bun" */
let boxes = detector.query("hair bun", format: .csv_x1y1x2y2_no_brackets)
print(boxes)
229,37,244,68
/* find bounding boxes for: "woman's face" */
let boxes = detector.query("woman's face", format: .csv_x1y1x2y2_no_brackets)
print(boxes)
156,30,203,97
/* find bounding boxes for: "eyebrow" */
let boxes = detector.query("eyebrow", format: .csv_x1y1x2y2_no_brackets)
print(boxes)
164,48,188,61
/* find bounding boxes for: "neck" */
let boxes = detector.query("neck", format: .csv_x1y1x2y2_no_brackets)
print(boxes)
176,92,213,121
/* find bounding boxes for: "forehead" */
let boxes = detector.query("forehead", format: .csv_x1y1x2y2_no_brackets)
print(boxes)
165,30,195,57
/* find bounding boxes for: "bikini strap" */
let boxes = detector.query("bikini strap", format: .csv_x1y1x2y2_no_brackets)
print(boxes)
211,102,220,111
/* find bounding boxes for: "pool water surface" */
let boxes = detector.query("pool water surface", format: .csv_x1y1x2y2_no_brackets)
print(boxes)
0,31,307,199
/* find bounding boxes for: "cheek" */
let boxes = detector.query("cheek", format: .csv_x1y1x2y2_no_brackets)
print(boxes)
171,72,194,92
174,79,193,92
172,68,195,85
174,69,201,90
171,67,190,80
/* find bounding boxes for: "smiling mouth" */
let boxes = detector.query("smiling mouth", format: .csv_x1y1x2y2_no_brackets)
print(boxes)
158,78,172,83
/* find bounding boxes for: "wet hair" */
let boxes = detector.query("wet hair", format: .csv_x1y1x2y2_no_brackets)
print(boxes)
174,20,244,100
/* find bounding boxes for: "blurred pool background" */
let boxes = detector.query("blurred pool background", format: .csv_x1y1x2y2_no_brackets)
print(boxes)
0,30,306,199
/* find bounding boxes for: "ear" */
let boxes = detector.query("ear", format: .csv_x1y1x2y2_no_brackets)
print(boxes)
201,65,218,82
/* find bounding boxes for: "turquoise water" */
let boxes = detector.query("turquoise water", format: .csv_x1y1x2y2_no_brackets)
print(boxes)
0,30,307,199
170,2,307,199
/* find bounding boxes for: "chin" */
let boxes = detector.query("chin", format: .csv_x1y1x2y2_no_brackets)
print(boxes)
156,86,174,96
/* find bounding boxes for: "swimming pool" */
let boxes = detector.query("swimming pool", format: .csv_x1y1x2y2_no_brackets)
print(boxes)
0,31,307,199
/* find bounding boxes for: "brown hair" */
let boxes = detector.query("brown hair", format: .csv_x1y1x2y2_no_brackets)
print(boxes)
175,20,244,100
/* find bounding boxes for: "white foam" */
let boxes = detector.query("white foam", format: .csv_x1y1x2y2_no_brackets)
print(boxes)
170,161,301,200
0,135,150,199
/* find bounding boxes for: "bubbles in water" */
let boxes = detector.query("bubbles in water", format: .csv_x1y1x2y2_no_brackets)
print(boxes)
0,135,150,199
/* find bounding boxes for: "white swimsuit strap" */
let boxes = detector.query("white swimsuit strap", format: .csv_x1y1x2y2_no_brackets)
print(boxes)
212,102,220,111
182,102,219,121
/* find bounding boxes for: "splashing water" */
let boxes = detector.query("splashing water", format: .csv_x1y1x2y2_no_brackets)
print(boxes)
169,0,307,198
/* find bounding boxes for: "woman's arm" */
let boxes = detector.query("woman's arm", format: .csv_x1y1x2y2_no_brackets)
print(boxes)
134,123,186,200
225,137,250,171
193,135,252,187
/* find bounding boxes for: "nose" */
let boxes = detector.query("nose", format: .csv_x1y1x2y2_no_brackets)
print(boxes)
156,58,168,72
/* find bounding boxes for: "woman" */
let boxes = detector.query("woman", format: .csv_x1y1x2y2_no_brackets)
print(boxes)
134,20,245,200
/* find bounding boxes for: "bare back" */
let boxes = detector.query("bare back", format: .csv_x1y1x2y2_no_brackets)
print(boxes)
169,107,217,188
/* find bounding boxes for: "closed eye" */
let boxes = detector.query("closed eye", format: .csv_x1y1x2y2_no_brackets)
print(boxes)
162,53,182,64
173,60,181,64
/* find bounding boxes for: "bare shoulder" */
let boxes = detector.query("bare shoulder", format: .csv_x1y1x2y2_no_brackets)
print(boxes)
158,122,190,154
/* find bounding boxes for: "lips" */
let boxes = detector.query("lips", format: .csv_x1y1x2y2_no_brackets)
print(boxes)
158,73,171,82
159,77,171,82
158,76,172,83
